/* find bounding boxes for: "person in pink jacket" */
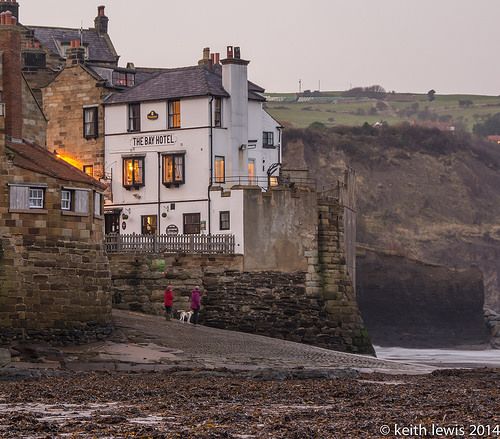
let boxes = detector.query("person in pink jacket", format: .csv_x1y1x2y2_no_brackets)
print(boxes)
190,286,202,325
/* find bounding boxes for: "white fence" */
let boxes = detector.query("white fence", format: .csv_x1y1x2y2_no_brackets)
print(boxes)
105,233,235,254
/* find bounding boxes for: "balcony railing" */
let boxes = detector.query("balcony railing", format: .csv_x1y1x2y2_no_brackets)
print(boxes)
104,233,235,254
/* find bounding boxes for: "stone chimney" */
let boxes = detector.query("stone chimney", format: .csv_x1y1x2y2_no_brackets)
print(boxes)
94,5,108,35
0,13,22,141
220,45,249,178
66,39,85,66
0,0,19,24
198,47,213,69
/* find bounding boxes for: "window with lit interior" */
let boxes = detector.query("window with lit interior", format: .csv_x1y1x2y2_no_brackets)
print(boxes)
214,156,225,184
123,157,145,188
163,153,185,186
168,100,181,129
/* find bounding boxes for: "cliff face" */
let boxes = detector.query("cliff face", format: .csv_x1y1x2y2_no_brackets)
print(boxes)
283,125,500,312
357,249,489,347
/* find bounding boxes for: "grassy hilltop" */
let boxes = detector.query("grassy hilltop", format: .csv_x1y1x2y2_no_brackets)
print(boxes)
265,91,500,132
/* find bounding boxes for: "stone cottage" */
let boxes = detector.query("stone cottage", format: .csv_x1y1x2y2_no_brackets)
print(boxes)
0,12,112,343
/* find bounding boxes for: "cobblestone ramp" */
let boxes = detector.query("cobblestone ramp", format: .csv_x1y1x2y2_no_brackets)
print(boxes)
102,310,433,375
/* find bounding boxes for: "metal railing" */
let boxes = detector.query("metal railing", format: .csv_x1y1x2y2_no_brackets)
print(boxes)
105,233,235,254
215,175,317,190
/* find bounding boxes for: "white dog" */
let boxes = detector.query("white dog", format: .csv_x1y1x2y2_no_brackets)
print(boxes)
178,310,193,323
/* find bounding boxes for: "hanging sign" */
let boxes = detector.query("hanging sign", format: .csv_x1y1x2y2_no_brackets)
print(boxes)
131,133,176,147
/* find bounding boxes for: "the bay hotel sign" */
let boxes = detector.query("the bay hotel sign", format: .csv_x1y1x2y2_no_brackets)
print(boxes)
131,133,176,148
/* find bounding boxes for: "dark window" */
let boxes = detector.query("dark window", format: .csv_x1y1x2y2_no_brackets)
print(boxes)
214,98,222,127
123,157,145,188
162,153,185,186
128,103,141,132
141,215,157,235
183,213,201,235
168,100,181,129
214,156,225,183
220,211,230,230
105,212,120,234
263,131,274,147
113,71,136,87
83,107,98,139
83,165,94,177
22,52,46,70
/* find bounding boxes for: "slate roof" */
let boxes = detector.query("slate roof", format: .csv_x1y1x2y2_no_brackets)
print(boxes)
105,65,266,105
27,26,118,64
6,140,106,190
105,66,229,104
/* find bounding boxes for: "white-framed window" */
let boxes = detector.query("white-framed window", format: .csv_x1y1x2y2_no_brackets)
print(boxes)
29,188,44,209
61,190,72,211
60,188,90,215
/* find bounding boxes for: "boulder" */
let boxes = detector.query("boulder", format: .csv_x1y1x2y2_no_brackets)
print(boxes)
0,348,11,367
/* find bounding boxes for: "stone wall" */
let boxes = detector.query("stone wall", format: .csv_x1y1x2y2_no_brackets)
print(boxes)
22,76,46,146
242,186,317,272
43,65,109,180
0,236,112,344
108,185,374,355
0,147,112,345
110,254,243,315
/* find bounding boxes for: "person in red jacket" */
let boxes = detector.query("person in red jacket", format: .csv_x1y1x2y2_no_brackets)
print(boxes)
164,285,174,320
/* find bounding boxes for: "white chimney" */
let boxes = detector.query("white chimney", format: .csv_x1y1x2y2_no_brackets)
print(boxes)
221,46,249,179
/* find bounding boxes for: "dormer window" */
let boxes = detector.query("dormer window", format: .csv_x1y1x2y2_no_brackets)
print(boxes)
22,52,46,70
113,71,136,87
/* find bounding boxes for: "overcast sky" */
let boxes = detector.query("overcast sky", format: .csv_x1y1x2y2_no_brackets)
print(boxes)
19,0,500,95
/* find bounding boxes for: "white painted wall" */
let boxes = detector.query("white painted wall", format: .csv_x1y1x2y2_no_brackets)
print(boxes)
103,69,280,253
210,188,244,253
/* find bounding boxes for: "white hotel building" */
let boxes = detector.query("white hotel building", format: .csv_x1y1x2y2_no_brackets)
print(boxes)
103,47,281,253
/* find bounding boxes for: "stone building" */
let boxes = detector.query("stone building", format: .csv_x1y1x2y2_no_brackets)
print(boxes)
0,14,112,343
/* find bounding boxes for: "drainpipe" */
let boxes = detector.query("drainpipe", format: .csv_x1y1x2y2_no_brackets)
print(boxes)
208,96,214,235
157,151,161,241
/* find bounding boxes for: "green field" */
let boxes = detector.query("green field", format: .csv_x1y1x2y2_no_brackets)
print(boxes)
264,92,500,132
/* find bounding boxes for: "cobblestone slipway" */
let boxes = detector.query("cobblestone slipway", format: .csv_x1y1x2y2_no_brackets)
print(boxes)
2,310,433,379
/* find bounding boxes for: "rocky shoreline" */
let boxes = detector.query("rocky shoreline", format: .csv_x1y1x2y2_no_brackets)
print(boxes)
0,369,498,438
485,308,500,348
